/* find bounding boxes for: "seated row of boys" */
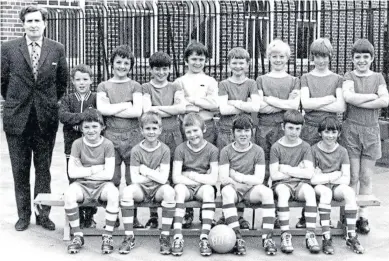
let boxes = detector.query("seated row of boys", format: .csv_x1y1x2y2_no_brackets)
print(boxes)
59,37,388,256
64,109,364,257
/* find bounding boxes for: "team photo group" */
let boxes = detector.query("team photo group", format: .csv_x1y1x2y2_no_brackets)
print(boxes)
1,5,388,258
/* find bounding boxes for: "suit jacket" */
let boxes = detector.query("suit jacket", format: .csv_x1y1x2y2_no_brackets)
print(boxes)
1,36,68,135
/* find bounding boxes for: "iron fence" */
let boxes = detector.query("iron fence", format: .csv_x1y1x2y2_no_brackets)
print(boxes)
44,0,389,119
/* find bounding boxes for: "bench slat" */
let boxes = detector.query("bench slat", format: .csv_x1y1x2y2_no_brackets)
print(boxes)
34,193,381,208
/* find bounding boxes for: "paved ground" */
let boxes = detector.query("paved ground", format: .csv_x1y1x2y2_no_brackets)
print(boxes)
1,122,388,261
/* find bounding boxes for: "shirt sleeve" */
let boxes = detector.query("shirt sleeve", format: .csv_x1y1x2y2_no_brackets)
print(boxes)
378,73,386,86
269,144,280,164
248,79,259,96
300,74,308,88
206,77,219,97
130,147,141,166
254,146,265,165
336,74,343,89
133,81,142,94
218,81,228,96
70,139,82,158
104,140,115,158
96,82,106,93
161,145,171,165
174,144,184,162
292,76,301,91
302,143,314,162
341,147,350,165
255,76,263,91
209,145,219,163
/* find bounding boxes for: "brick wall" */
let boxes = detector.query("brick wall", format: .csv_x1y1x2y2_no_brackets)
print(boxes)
0,1,34,42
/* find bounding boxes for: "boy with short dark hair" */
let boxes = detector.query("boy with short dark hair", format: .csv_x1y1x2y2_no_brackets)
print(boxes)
142,51,186,228
269,110,320,254
119,112,176,255
59,64,97,229
97,45,144,228
342,39,389,234
311,116,364,254
171,113,219,256
64,108,119,255
219,114,277,256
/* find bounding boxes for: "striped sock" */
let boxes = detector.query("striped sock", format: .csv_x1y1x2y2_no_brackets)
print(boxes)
105,206,119,235
345,205,357,237
161,201,176,236
222,203,240,234
121,200,134,236
305,205,318,232
277,206,290,232
261,204,276,239
173,203,185,239
200,202,216,239
65,206,83,236
318,203,331,236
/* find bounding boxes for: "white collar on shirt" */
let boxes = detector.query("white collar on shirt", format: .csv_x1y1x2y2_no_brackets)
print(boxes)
26,36,43,47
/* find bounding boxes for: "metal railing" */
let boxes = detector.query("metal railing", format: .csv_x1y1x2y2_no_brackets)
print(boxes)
44,0,389,119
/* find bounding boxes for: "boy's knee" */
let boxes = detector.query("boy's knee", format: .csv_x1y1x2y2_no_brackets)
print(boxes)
162,185,175,201
202,185,215,201
258,186,273,201
122,185,136,199
221,185,235,202
359,174,372,187
64,190,78,206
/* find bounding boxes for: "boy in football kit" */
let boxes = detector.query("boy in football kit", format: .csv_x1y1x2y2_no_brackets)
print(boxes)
297,38,345,228
342,39,389,234
256,39,300,187
217,47,261,229
97,45,144,228
64,108,119,254
174,41,219,228
219,115,277,256
119,112,176,255
269,110,320,254
59,64,98,228
142,51,186,228
171,113,219,256
311,116,364,254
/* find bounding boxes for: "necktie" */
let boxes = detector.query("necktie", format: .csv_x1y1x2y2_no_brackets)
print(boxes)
31,42,39,80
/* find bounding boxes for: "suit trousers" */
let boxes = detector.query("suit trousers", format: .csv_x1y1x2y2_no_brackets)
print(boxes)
5,109,57,220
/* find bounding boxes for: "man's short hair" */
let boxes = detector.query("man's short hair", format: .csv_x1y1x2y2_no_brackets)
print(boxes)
110,45,135,70
19,5,48,22
184,40,209,62
139,111,162,128
283,110,304,125
70,64,93,79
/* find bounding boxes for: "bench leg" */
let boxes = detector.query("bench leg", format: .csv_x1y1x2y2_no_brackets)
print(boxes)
337,206,347,238
252,209,255,230
63,210,71,241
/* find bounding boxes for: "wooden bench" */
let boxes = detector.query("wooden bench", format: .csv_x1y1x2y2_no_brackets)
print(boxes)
34,193,380,241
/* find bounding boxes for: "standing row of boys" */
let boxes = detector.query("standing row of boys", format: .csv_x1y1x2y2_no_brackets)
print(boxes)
59,38,389,256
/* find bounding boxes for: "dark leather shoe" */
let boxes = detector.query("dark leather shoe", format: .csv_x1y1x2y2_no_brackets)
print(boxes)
15,218,30,231
36,215,55,231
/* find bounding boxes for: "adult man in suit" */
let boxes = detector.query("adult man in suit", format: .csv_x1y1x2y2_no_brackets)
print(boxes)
1,6,68,231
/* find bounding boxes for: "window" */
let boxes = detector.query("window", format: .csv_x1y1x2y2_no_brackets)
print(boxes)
186,0,220,63
244,0,270,62
118,0,157,60
296,0,319,60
